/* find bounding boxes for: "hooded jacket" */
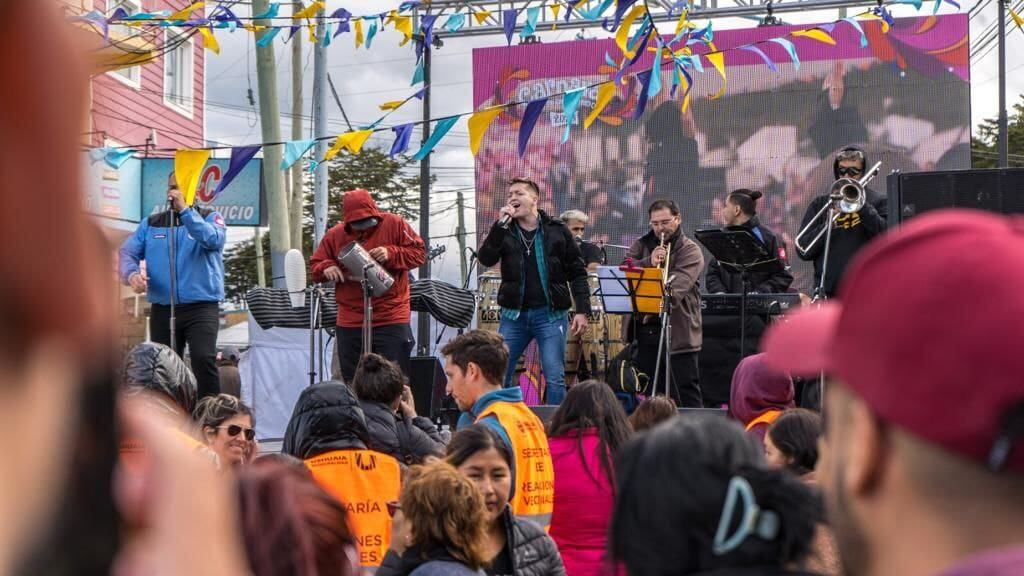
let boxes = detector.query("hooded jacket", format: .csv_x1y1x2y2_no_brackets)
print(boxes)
310,189,426,328
705,217,794,295
728,353,795,441
625,227,705,352
477,210,591,315
796,146,887,297
282,380,370,460
359,399,445,465
122,342,198,414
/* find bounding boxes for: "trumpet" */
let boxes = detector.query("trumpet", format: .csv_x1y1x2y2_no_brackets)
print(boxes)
658,232,671,282
794,161,881,254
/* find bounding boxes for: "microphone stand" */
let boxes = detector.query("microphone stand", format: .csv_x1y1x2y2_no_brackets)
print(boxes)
166,196,177,353
307,283,325,388
362,262,376,358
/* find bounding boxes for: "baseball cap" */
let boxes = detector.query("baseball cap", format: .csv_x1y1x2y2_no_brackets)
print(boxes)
762,209,1024,472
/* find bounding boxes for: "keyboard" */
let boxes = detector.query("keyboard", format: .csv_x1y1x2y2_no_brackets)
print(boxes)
700,293,801,316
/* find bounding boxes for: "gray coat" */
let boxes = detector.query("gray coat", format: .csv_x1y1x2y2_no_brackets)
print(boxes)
503,507,566,576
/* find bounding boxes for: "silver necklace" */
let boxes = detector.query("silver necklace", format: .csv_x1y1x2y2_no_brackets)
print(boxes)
518,227,537,256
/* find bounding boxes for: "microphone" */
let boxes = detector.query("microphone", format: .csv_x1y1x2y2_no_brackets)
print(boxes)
284,249,307,308
498,213,512,229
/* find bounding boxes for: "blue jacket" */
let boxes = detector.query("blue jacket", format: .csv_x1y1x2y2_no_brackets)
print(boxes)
118,206,227,305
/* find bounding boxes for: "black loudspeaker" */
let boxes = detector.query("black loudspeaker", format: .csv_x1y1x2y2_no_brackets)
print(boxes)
409,356,447,420
887,167,1024,226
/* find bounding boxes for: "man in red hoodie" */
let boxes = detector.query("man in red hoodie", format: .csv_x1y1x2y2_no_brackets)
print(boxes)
311,189,426,383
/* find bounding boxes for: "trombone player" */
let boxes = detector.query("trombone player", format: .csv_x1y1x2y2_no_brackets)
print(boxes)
796,146,887,298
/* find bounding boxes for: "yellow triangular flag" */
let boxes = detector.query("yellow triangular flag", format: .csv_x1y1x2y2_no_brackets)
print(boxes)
243,24,265,33
1011,6,1024,29
174,149,211,206
858,13,889,33
379,100,405,111
792,28,837,45
169,1,204,21
474,10,492,24
293,1,325,20
325,130,374,161
585,82,616,129
550,4,561,29
705,52,727,100
197,27,220,54
308,24,317,43
675,10,695,35
354,19,364,48
468,107,504,155
394,14,413,46
616,5,648,58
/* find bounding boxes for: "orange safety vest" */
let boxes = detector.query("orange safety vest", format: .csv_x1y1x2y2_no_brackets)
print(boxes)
478,401,554,530
745,409,783,432
305,449,402,569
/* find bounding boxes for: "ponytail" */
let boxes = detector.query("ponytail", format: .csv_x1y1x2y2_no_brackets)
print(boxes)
728,189,763,217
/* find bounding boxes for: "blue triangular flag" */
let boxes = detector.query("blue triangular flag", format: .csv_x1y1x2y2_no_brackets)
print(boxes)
519,97,548,157
739,44,778,73
412,117,460,161
633,70,653,119
252,2,280,19
281,139,316,170
390,124,415,157
256,26,282,47
332,8,352,37
561,88,585,144
104,149,135,169
503,9,518,45
411,60,424,85
214,145,261,198
444,13,466,33
520,6,541,38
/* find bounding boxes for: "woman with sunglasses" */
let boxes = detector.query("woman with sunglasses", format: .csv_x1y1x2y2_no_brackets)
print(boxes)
194,394,256,468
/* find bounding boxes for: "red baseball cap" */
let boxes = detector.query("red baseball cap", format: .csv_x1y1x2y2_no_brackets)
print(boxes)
763,209,1024,472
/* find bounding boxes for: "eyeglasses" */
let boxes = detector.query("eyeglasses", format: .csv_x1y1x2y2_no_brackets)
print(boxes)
218,425,255,441
837,167,863,177
386,501,401,517
650,219,675,227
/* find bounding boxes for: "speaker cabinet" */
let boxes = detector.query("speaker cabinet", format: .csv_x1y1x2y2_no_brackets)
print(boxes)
409,356,447,420
887,168,1024,225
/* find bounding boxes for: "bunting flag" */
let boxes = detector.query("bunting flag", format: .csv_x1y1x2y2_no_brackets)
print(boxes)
769,37,800,71
444,13,466,33
473,9,492,24
103,148,135,170
518,97,548,157
390,123,415,157
393,14,414,46
252,3,280,19
648,44,664,97
675,10,695,35
578,0,613,21
550,4,561,26
168,1,204,21
585,82,616,129
365,20,378,48
256,27,281,47
281,139,316,170
503,9,518,45
468,106,505,155
842,17,869,47
739,44,777,72
615,6,647,57
633,70,653,119
379,100,404,111
421,15,438,49
411,60,424,85
792,28,836,45
1011,6,1024,29
561,88,585,144
412,116,459,161
521,6,541,38
197,27,220,54
293,1,325,20
322,22,333,47
354,18,364,48
174,149,211,206
705,52,727,99
213,145,261,198
325,130,373,160
331,8,352,36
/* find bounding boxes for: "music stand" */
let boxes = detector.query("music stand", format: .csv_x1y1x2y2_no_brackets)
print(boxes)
597,265,670,397
695,228,783,361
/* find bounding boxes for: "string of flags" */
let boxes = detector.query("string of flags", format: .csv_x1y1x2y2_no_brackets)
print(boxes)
86,0,948,206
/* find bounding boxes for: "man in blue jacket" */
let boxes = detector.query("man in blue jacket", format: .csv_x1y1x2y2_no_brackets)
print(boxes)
119,172,227,399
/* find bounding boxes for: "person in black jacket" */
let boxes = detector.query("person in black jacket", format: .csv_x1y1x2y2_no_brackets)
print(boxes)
706,189,794,295
478,177,591,405
352,353,445,465
796,146,887,298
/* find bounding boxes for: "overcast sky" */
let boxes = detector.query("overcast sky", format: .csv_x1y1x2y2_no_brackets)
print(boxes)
205,0,1023,285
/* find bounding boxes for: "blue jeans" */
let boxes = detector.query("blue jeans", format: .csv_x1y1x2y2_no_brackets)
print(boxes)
498,308,568,405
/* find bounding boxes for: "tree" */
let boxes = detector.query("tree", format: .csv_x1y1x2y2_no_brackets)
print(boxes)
972,94,1024,168
223,148,426,304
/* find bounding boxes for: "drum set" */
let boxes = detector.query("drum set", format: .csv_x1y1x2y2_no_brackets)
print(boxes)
476,272,627,384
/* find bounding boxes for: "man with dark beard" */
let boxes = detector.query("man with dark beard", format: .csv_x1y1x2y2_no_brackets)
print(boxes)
763,210,1024,576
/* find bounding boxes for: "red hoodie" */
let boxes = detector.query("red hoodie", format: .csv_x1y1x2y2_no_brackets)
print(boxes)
310,189,426,328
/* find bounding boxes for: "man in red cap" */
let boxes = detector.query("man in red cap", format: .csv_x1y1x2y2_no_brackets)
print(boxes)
763,209,1024,576
311,189,425,383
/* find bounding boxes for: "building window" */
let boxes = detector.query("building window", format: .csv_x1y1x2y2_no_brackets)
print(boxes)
107,0,141,87
163,29,194,117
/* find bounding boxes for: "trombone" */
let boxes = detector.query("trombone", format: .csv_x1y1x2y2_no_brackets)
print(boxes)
794,161,882,254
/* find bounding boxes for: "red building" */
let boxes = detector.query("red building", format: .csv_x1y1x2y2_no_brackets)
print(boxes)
80,0,206,152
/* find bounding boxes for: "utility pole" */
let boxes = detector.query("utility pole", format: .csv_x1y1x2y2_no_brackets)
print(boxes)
997,0,1009,167
290,2,305,251
456,190,467,285
252,0,290,287
313,3,329,246
254,228,266,287
416,36,433,355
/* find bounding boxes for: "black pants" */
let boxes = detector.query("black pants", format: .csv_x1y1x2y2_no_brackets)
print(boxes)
634,322,703,408
336,323,415,385
150,302,220,400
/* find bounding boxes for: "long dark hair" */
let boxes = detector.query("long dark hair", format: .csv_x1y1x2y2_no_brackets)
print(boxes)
767,409,822,476
610,415,822,575
446,424,513,470
547,380,632,486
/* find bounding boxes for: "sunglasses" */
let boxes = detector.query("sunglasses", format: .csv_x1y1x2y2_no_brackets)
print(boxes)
386,501,401,517
837,167,863,177
217,425,255,441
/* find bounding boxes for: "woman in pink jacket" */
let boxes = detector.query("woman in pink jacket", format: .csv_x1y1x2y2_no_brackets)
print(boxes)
547,381,633,576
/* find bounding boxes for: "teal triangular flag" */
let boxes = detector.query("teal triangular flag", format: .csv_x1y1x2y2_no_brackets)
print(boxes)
281,139,316,170
411,117,459,161
561,88,585,144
